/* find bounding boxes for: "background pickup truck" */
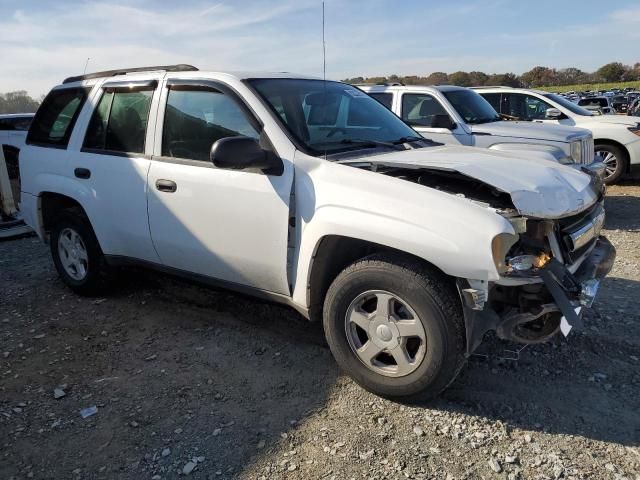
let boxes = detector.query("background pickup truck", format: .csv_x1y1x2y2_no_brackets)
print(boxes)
359,85,595,169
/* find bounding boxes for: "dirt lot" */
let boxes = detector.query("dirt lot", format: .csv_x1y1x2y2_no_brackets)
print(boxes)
1,181,639,480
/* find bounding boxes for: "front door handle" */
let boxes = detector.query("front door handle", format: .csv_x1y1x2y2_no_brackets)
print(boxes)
155,179,177,193
74,168,91,179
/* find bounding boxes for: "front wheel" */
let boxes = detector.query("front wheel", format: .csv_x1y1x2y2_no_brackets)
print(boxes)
595,143,628,184
322,253,465,400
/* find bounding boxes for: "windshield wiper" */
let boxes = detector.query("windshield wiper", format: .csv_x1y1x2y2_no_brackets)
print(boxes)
339,138,403,150
471,117,501,124
392,135,424,144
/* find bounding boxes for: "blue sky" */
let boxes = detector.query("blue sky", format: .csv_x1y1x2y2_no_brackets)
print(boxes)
1,0,639,96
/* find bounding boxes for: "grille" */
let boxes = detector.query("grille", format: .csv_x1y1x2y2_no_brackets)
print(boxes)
580,135,594,165
558,200,604,263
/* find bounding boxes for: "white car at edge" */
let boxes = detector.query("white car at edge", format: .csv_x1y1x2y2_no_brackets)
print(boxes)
20,65,615,399
474,86,640,183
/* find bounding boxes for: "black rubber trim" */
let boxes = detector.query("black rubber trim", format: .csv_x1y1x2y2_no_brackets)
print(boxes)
152,155,214,168
80,148,152,160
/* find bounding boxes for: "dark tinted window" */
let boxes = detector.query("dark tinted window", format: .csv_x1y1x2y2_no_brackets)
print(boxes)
162,87,259,161
502,93,551,120
0,116,32,131
442,89,500,124
84,88,153,154
11,116,33,131
370,93,393,109
26,88,89,148
481,93,502,112
578,97,608,108
401,93,450,127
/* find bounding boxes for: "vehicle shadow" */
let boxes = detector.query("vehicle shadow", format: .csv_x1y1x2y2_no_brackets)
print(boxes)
134,271,639,452
1,249,337,480
429,275,640,448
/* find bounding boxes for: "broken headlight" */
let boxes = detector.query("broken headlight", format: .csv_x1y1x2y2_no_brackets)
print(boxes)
492,233,519,275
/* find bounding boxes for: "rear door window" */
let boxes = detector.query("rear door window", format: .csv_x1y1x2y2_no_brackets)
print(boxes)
502,93,551,120
83,86,154,154
10,117,33,131
26,88,89,148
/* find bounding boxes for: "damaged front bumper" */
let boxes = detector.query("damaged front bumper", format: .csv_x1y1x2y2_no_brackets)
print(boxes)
458,236,616,355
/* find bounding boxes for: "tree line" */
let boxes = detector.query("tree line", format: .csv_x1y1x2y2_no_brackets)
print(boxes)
343,62,640,88
0,91,41,115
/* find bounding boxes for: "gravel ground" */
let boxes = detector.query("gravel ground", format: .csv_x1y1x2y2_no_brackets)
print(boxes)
1,180,639,480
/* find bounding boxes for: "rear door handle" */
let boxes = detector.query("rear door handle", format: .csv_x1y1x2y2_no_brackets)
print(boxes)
74,168,91,179
155,179,177,193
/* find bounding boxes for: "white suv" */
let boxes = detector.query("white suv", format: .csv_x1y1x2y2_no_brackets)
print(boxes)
359,85,596,170
20,65,615,399
475,87,640,183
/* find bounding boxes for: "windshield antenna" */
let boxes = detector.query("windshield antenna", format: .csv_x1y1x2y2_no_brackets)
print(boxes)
322,1,327,161
322,1,326,82
83,57,90,74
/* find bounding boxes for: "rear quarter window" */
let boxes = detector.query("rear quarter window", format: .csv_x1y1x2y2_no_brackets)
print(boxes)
26,87,90,148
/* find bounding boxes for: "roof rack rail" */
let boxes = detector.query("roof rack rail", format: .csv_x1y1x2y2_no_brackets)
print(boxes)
62,64,199,84
471,85,515,89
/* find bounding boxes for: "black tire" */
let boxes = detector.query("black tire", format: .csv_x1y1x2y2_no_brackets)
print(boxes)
50,210,112,296
595,143,628,184
323,253,465,401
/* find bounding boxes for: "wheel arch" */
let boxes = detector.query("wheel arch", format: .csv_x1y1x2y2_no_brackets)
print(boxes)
306,234,452,323
38,192,88,238
594,138,631,173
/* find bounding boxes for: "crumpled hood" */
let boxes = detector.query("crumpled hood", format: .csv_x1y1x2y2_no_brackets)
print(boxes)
362,145,599,219
471,120,588,142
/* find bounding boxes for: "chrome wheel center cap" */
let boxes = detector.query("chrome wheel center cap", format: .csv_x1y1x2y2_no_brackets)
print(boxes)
376,324,393,342
369,319,400,349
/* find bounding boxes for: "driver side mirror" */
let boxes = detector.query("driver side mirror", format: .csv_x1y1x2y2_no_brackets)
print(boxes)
431,114,456,130
210,136,283,174
545,108,564,119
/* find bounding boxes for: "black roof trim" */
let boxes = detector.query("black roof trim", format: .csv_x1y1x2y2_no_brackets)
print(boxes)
62,64,199,84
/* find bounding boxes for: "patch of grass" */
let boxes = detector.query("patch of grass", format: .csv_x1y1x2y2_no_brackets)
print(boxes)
537,81,640,93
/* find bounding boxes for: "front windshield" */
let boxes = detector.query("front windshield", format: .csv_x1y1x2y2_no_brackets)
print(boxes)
248,79,421,155
442,89,500,124
544,93,593,116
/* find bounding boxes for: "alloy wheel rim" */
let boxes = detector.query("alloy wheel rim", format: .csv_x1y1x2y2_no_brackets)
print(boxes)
595,150,618,178
58,228,88,281
345,290,427,378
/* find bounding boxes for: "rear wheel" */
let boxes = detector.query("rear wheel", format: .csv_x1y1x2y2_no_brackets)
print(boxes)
323,253,465,400
50,210,112,295
595,143,627,184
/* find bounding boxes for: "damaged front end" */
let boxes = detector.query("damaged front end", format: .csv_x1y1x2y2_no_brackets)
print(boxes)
459,199,615,354
354,157,615,353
